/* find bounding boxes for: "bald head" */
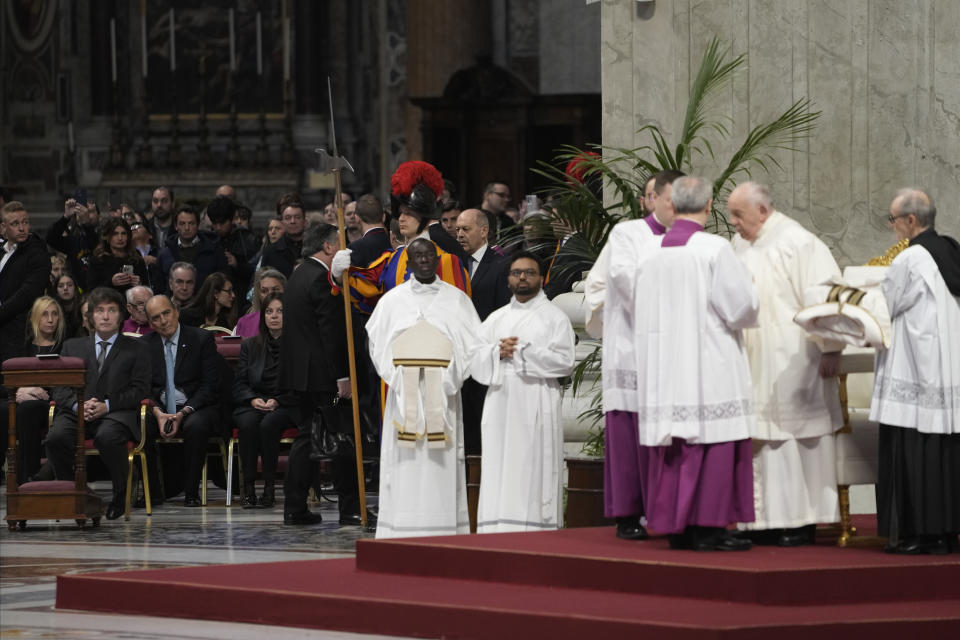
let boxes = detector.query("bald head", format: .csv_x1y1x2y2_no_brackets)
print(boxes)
145,295,179,338
456,208,489,254
216,184,237,200
889,188,936,241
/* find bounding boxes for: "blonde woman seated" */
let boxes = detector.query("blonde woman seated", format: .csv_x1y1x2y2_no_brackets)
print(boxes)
231,293,298,508
16,296,65,482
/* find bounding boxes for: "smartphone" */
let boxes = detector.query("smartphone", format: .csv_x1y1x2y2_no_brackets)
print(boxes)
162,419,176,436
122,264,135,275
73,187,88,207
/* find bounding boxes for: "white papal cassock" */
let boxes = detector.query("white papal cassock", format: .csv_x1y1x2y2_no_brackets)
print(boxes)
732,211,844,530
472,290,576,532
366,278,482,539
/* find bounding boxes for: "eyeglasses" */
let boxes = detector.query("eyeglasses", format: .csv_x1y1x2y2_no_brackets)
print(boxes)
493,191,510,199
887,213,909,223
129,302,147,310
509,269,538,279
219,287,235,295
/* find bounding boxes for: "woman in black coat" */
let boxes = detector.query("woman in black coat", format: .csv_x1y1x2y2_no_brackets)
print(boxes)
85,218,148,294
231,292,298,507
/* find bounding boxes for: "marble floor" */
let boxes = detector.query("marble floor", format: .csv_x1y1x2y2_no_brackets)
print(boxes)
0,480,403,639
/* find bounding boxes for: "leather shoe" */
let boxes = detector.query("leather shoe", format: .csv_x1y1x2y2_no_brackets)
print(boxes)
777,524,816,547
691,528,752,552
616,517,649,540
339,511,378,528
240,494,257,509
105,504,124,520
284,510,323,525
183,496,202,508
258,486,276,509
887,536,949,555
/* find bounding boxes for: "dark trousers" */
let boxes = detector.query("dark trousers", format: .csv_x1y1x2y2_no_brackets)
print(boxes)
284,390,360,516
233,405,298,490
461,377,486,456
16,399,48,483
46,410,135,505
149,405,218,499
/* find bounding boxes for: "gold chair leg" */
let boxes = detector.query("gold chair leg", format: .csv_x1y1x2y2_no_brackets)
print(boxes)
140,452,152,516
837,484,857,547
124,451,135,521
201,460,208,507
226,439,235,506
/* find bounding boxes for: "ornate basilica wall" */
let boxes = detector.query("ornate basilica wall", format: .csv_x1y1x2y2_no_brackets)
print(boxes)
601,0,959,266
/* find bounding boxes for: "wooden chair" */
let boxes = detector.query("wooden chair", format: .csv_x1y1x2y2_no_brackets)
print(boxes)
3,357,103,530
224,425,298,506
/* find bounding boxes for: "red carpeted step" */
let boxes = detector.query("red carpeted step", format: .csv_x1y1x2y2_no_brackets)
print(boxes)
56,558,960,640
356,527,960,605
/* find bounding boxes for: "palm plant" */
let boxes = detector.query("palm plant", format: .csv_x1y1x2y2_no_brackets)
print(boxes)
531,37,821,455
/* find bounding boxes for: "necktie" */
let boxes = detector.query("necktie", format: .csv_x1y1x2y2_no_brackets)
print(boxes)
97,340,109,371
164,340,177,414
469,256,477,279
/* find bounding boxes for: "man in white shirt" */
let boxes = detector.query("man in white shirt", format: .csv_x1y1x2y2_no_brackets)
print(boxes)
728,181,844,546
472,251,576,532
870,188,960,555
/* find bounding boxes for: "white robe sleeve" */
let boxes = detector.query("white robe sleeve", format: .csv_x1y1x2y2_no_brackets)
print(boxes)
470,312,505,387
796,235,846,353
583,242,610,338
711,243,760,331
881,256,926,320
513,312,577,378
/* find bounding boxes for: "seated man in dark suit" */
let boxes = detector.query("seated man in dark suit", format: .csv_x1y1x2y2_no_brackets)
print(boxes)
45,287,152,520
144,294,221,507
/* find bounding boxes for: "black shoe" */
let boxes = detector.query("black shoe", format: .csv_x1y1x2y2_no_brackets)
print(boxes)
777,524,816,547
105,503,124,520
691,527,752,552
258,486,275,509
735,528,778,545
284,510,323,525
240,494,257,509
616,517,649,540
339,510,378,527
667,533,692,550
184,496,202,508
890,536,950,555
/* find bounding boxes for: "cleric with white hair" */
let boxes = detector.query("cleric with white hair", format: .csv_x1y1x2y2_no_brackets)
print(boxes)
728,181,845,547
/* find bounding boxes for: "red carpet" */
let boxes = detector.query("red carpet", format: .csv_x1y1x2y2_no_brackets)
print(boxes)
57,521,960,639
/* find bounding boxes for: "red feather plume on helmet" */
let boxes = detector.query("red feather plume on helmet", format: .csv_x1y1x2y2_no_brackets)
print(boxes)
564,151,600,184
391,160,444,198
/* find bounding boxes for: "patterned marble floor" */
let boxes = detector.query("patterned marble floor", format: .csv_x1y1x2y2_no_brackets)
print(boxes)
0,480,402,639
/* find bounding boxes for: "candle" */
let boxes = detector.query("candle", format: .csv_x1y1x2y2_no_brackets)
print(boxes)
283,17,290,81
169,9,176,72
110,18,117,83
255,12,262,76
140,10,148,78
68,122,75,153
228,9,236,72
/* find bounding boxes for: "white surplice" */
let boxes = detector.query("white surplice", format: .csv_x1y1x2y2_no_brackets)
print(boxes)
583,217,664,413
732,211,844,529
622,230,758,446
471,290,576,533
870,245,960,434
366,278,483,538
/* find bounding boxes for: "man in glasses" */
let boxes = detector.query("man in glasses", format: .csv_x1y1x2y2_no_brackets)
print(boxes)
481,181,514,233
122,285,155,335
472,251,575,532
870,188,960,555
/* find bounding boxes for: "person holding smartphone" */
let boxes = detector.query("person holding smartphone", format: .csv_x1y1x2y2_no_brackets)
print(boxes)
86,218,148,294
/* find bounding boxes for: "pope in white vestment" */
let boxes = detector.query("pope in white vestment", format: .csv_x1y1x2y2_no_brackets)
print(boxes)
473,257,576,532
868,189,960,554
366,239,483,539
728,183,844,544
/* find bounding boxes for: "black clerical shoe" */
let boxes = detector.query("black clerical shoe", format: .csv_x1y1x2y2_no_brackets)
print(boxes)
105,503,125,521
339,510,378,528
615,517,649,541
183,496,202,508
734,528,777,545
690,527,752,552
777,524,816,547
284,510,323,525
889,536,950,555
258,486,275,509
667,533,692,550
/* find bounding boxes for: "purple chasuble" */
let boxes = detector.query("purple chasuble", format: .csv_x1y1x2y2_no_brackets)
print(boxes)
602,216,667,518
661,217,702,247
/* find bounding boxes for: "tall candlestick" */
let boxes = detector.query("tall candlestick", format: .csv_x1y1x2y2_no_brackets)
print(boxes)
140,10,148,78
283,17,290,81
169,9,176,72
110,18,117,83
228,9,236,72
255,12,262,76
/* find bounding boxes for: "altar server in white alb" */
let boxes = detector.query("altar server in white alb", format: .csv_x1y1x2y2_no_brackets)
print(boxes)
728,182,844,546
870,189,960,555
622,176,758,551
366,238,483,539
583,169,685,541
472,251,576,532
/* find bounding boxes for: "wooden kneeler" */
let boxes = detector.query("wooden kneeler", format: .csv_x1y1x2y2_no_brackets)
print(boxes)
3,357,104,529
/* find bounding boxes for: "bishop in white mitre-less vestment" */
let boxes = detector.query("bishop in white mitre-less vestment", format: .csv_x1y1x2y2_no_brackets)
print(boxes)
729,184,844,544
473,282,576,532
869,189,960,554
366,240,483,539
618,177,758,550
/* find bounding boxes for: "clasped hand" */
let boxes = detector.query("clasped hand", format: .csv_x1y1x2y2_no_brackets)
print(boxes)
83,398,107,422
251,398,278,412
152,406,184,439
499,337,519,360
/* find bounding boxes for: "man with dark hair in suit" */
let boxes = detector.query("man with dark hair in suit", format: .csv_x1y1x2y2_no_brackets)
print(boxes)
261,195,306,278
45,287,152,520
279,222,365,526
348,194,392,266
206,195,258,292
145,295,221,507
1,201,51,362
